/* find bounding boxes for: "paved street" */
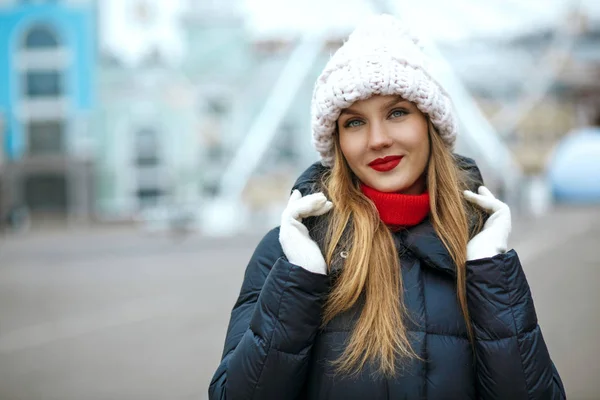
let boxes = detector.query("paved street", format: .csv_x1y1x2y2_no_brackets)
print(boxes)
1,205,599,400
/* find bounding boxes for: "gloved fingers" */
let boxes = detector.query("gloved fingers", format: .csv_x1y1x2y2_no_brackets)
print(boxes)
288,192,329,219
288,189,302,206
476,186,509,214
463,190,503,213
477,186,495,199
296,194,333,219
288,218,310,235
309,200,333,217
285,190,321,218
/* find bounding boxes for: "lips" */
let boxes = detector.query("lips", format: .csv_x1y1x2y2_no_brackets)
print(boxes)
368,155,403,172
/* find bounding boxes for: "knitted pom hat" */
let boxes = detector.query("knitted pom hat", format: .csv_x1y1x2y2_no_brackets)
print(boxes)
311,14,458,167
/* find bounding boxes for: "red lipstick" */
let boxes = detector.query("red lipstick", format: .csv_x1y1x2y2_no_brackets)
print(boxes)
368,155,403,172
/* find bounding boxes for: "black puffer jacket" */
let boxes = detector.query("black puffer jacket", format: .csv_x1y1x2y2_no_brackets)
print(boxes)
209,157,565,400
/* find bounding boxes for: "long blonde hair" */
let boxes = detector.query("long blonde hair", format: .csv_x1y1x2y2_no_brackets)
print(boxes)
322,120,479,377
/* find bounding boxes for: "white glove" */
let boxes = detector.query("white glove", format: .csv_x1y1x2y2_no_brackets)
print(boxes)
279,190,333,275
463,186,512,261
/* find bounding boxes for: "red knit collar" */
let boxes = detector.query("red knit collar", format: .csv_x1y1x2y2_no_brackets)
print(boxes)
361,184,430,229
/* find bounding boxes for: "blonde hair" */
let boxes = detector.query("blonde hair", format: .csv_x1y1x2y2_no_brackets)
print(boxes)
322,120,479,377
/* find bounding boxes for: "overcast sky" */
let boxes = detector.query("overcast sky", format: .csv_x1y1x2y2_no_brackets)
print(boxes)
242,0,600,39
100,0,600,66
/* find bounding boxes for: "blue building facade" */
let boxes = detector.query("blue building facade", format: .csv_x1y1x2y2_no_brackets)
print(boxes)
0,0,96,220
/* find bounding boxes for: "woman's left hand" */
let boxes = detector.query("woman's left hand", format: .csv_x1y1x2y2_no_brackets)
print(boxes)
463,186,512,261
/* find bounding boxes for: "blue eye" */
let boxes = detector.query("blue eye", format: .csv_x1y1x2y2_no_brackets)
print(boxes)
345,119,363,128
390,109,407,118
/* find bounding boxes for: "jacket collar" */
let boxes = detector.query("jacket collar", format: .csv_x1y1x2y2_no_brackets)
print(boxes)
292,161,329,197
398,219,456,277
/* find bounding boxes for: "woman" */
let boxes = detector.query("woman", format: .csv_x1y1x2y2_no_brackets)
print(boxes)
209,14,565,399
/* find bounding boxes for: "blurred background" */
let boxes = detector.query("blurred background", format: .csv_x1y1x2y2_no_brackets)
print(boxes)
0,0,599,399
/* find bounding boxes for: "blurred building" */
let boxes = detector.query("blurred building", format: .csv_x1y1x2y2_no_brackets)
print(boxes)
93,0,227,220
93,0,318,223
0,0,96,224
0,112,5,223
451,13,600,174
93,54,202,221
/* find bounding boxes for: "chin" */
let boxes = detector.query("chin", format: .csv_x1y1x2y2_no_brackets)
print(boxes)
363,169,424,193
366,178,408,193
377,184,408,193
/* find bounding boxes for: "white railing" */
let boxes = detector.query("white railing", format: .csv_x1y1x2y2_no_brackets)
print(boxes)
201,32,324,235
216,32,324,201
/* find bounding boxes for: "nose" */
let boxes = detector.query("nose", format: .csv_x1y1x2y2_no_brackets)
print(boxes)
367,122,393,151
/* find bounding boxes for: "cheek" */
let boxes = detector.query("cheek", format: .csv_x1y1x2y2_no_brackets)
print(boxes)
417,137,431,162
339,135,361,166
407,123,430,161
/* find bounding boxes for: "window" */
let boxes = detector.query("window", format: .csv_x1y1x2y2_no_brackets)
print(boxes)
136,188,163,207
25,71,62,97
134,128,164,207
206,143,225,163
23,25,60,49
24,174,67,212
27,121,64,155
206,98,228,116
135,128,160,166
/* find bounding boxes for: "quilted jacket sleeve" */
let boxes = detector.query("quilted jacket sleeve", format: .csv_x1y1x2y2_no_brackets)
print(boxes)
208,227,329,400
466,250,566,399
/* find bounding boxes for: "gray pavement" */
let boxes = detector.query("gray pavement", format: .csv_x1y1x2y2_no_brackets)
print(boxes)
0,206,599,400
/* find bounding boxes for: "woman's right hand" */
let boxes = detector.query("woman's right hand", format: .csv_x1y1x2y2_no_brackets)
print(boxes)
279,190,333,275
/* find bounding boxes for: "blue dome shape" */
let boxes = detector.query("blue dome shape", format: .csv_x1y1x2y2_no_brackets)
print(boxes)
547,127,600,203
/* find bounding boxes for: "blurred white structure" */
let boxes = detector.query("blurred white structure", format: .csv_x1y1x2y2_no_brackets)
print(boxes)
93,0,600,235
209,0,600,234
547,127,600,203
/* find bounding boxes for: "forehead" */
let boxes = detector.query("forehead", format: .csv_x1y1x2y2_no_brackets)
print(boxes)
343,95,411,111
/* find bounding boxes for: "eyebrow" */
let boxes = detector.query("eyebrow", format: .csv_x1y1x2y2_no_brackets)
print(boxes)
339,96,409,116
339,108,362,116
383,96,409,109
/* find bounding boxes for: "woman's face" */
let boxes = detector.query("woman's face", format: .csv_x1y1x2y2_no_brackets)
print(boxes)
337,95,430,194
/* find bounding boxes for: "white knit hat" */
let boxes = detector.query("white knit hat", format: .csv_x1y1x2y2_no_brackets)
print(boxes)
311,14,458,167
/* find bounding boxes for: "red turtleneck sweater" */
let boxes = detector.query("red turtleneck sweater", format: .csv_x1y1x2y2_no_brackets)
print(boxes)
361,184,430,230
